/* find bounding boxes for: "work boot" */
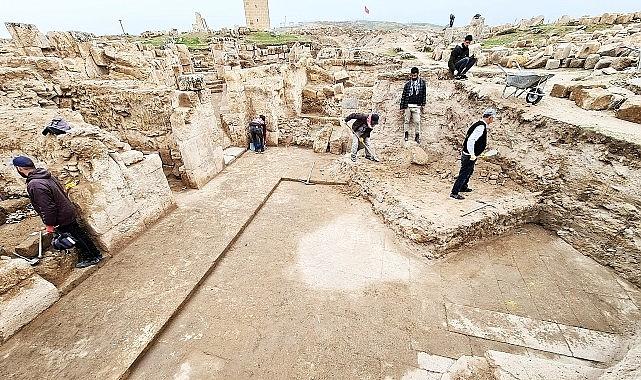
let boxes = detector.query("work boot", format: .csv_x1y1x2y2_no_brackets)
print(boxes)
76,256,102,269
350,154,357,162
404,131,409,142
450,193,465,200
365,156,380,162
415,133,420,144
460,187,473,192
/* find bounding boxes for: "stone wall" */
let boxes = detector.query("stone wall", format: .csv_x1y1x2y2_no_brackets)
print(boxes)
0,107,175,252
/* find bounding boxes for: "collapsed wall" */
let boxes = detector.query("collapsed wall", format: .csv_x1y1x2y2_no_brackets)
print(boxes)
0,107,175,252
1,23,226,189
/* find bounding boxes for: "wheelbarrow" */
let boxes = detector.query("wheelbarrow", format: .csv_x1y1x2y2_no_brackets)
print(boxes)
496,63,554,105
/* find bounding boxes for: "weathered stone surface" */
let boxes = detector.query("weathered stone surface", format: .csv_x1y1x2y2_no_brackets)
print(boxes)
328,126,349,155
550,83,571,98
599,337,641,380
411,146,432,166
616,96,641,124
584,54,601,69
598,42,624,57
611,57,633,71
524,53,548,69
0,259,34,294
334,69,349,82
553,43,574,60
0,275,59,343
595,57,614,69
14,233,53,258
577,41,601,59
569,59,586,68
34,251,76,287
312,125,333,153
0,198,30,214
545,58,561,70
574,88,618,111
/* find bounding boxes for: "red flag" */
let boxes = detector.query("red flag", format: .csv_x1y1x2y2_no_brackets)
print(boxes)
364,6,370,14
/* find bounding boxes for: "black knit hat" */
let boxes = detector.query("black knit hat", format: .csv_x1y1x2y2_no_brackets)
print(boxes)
411,67,419,74
12,156,35,168
370,114,380,125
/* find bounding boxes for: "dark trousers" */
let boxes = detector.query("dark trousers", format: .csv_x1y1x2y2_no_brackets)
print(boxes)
57,220,101,260
454,57,477,75
251,130,264,151
451,154,476,195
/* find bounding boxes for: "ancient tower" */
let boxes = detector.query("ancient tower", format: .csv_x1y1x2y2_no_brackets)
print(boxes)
243,0,270,31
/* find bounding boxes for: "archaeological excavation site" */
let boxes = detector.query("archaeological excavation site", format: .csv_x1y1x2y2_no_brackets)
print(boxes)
1,3,641,379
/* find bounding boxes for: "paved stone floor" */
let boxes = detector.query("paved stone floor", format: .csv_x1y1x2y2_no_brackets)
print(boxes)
129,181,641,379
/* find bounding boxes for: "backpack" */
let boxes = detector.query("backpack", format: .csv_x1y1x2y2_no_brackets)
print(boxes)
42,118,72,136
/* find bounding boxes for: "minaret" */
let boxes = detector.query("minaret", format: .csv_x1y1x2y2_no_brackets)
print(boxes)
243,0,270,31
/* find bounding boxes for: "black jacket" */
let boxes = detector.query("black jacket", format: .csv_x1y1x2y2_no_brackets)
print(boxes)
462,121,488,157
400,79,427,109
345,113,373,138
448,44,470,72
26,169,76,227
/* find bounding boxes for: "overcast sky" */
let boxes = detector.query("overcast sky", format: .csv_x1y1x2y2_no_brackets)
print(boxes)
1,1,639,38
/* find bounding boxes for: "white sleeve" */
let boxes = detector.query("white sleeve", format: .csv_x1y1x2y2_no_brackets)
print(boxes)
466,125,485,155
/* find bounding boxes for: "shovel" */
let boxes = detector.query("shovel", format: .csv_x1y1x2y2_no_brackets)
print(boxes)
301,161,316,185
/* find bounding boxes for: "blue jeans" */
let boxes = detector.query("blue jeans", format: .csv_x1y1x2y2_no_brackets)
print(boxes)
251,130,264,151
454,57,477,75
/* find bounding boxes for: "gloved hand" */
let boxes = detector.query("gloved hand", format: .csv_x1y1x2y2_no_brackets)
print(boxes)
470,154,477,161
45,225,55,233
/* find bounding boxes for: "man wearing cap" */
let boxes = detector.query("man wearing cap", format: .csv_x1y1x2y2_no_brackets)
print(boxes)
448,35,477,80
345,112,380,162
12,156,103,268
400,67,427,144
450,109,496,200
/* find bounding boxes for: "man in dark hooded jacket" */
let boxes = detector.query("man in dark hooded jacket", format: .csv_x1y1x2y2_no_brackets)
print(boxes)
448,35,477,80
13,156,102,268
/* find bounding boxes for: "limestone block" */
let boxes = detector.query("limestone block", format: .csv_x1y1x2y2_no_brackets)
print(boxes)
265,130,279,146
15,233,53,258
600,13,619,25
312,125,333,153
577,42,601,59
569,59,586,68
119,150,145,166
595,57,614,70
553,43,574,60
551,83,572,98
0,259,34,294
545,59,561,70
584,54,601,69
0,275,59,343
5,23,51,50
177,74,204,91
598,43,624,57
328,127,349,155
611,57,633,71
34,251,76,287
411,146,431,166
616,96,641,124
0,198,30,214
574,88,618,110
333,83,344,95
334,70,349,82
616,14,634,24
89,47,110,67
524,53,548,69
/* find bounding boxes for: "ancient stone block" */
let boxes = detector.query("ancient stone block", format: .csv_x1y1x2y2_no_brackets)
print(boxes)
597,43,624,57
600,13,618,25
551,84,571,98
524,53,548,69
0,275,59,343
0,259,34,294
334,70,349,82
0,198,30,214
595,58,613,70
312,125,333,153
265,130,279,147
15,233,53,258
574,88,618,111
576,42,601,59
569,59,586,68
584,54,601,70
545,59,561,70
616,96,641,124
553,43,574,60
611,57,633,71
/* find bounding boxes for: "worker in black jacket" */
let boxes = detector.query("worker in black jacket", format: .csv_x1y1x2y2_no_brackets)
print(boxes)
400,67,427,144
13,156,103,267
450,109,496,200
448,35,477,80
344,113,380,162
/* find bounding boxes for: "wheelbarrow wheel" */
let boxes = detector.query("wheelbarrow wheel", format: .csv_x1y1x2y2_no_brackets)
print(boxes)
526,88,544,105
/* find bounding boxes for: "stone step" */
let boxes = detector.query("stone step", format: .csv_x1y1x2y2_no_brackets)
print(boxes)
222,146,246,165
446,303,626,363
485,350,604,380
